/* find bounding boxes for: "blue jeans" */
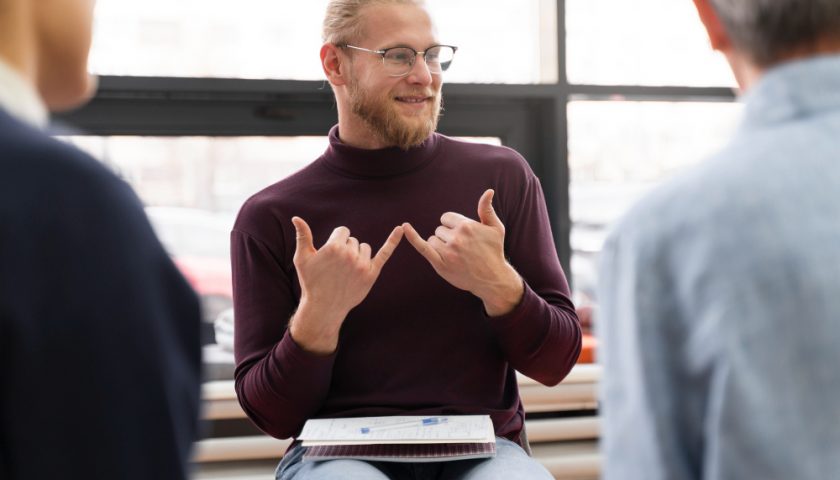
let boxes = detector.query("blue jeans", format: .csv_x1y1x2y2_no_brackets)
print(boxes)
275,437,553,480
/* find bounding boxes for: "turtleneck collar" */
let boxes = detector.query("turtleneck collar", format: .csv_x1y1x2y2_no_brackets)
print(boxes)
320,125,441,179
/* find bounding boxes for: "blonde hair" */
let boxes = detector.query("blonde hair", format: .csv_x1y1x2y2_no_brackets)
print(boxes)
322,0,426,44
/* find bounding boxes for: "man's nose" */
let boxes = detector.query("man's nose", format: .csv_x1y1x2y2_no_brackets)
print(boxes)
404,55,434,85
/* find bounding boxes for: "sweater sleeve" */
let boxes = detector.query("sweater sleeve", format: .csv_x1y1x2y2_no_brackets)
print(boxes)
489,170,582,386
230,226,336,439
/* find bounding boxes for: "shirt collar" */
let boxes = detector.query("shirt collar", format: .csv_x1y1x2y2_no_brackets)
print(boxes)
320,125,441,179
739,54,840,131
0,57,49,130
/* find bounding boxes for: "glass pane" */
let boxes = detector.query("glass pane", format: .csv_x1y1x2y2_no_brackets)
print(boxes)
63,136,324,214
60,136,327,344
567,100,743,306
89,0,555,83
428,0,557,83
90,0,328,80
566,0,736,87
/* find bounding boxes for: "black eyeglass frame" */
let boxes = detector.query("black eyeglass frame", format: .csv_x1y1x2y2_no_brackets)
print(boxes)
339,44,458,77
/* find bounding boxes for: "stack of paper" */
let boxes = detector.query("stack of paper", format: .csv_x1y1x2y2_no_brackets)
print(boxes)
298,415,496,462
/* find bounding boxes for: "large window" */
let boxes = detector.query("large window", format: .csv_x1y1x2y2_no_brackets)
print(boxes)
61,0,738,350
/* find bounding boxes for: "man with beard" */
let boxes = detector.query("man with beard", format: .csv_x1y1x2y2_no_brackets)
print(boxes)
231,1,581,478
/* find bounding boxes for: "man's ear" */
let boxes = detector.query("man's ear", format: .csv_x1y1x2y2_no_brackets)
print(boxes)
321,43,349,86
692,0,732,52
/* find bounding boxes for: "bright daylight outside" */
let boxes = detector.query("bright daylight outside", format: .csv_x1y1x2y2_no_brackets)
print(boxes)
64,0,742,349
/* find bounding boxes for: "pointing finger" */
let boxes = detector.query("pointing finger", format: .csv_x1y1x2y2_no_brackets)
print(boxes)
402,222,442,267
372,225,405,272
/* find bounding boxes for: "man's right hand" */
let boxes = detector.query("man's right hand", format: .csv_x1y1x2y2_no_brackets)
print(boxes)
288,217,404,355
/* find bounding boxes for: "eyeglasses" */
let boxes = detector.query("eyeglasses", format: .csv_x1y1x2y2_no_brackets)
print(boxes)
340,44,458,77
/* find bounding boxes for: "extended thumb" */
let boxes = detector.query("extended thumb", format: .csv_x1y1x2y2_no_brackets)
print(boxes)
292,216,315,254
478,189,501,227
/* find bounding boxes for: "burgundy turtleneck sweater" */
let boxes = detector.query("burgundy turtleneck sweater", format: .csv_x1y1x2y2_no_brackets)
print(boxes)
231,126,581,443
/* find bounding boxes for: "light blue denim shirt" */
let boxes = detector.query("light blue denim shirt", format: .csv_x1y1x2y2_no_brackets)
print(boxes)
597,54,840,480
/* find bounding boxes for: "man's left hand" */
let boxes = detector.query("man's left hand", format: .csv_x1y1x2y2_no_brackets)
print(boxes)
403,189,524,316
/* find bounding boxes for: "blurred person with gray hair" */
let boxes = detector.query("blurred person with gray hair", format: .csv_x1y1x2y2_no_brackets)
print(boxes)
597,0,840,478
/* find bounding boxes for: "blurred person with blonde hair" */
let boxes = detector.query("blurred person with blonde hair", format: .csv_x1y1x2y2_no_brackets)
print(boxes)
0,0,202,478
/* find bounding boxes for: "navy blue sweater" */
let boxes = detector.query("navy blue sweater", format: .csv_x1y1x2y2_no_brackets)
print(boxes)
0,109,202,479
